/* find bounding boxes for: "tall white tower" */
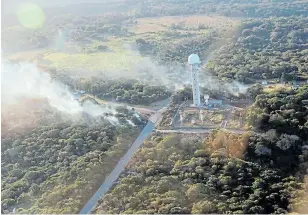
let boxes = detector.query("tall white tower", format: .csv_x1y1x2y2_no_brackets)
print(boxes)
188,54,201,107
204,94,209,105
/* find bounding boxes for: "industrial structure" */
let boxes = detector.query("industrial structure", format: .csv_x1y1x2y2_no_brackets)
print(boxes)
169,54,250,128
188,54,201,107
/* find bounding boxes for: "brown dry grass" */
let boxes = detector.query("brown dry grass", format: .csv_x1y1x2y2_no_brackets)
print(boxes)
205,131,250,159
263,84,292,93
291,176,308,213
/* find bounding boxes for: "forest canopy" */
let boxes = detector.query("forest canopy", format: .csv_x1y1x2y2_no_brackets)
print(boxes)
1,101,147,213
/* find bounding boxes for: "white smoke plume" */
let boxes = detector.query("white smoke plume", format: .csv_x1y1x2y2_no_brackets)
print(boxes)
133,112,142,122
81,100,119,125
126,42,248,96
199,69,248,97
1,60,119,124
131,55,248,96
126,119,136,127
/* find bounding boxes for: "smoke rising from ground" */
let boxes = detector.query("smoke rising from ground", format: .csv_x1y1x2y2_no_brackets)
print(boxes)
1,60,120,124
198,39,248,97
200,71,248,97
127,43,248,97
132,57,188,89
131,56,248,97
53,40,247,97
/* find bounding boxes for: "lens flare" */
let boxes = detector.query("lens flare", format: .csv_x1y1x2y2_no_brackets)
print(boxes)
17,3,45,29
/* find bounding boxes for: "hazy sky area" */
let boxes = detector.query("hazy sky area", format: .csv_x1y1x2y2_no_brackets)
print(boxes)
2,0,112,14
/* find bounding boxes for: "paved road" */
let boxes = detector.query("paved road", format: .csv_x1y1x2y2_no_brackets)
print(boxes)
149,106,168,125
156,128,247,134
79,108,165,214
79,98,246,214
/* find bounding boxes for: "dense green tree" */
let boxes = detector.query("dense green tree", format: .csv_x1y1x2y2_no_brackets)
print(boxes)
1,102,147,214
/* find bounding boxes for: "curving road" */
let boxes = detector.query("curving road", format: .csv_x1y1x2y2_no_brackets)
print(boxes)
79,107,166,214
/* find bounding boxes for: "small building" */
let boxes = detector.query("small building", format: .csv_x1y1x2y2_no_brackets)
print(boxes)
262,80,268,85
207,99,223,108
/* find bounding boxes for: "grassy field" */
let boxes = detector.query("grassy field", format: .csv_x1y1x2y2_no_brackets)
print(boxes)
44,50,139,71
7,38,143,72
130,15,239,33
7,49,141,72
6,15,239,73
